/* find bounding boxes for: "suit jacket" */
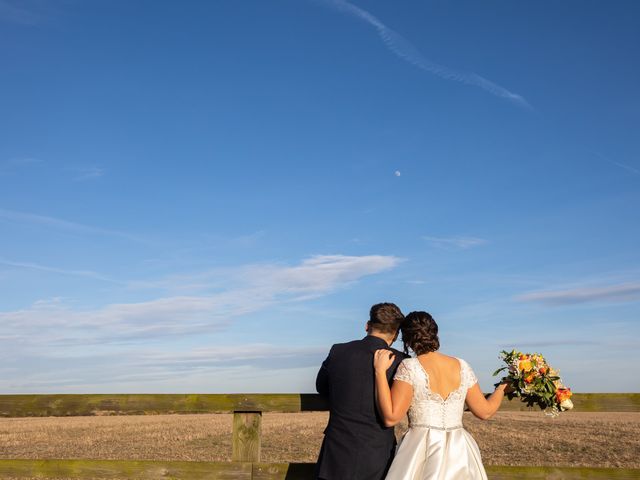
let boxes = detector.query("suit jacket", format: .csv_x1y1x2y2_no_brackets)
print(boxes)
315,335,407,480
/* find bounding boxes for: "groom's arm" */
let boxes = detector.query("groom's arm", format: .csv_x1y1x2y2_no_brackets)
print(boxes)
316,346,334,396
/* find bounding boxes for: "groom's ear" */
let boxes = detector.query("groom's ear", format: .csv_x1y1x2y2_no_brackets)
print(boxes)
365,321,370,333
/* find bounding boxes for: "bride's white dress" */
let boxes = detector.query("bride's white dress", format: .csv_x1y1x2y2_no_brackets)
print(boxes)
384,357,487,480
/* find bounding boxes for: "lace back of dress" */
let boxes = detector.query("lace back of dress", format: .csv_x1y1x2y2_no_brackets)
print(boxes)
406,358,470,429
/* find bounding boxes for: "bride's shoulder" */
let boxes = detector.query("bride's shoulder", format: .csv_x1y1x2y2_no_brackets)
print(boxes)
399,356,417,366
452,356,472,368
434,352,464,365
398,356,419,372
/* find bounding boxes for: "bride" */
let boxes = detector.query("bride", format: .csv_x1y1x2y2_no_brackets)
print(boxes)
373,311,507,480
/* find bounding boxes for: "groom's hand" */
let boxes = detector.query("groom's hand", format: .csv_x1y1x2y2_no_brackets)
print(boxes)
373,349,396,373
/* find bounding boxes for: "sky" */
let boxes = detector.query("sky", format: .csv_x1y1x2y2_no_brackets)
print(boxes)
0,0,639,394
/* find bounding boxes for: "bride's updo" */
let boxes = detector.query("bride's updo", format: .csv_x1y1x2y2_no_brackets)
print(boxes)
401,311,440,355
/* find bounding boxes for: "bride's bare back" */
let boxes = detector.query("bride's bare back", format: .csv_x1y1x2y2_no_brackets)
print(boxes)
417,351,461,400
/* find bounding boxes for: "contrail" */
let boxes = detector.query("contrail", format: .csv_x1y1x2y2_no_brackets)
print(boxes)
317,0,531,109
593,151,640,176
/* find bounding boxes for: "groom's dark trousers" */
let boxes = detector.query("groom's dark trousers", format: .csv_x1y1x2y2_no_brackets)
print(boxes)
315,335,407,480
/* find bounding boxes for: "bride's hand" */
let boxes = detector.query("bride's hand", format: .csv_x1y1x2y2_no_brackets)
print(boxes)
373,349,396,373
496,378,514,394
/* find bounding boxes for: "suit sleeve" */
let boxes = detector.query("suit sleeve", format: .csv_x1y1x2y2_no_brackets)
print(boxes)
316,346,334,396
388,350,409,383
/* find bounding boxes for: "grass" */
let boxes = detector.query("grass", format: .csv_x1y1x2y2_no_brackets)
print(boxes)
1,411,638,472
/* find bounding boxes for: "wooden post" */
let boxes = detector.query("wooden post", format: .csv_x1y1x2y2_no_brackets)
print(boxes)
232,411,262,462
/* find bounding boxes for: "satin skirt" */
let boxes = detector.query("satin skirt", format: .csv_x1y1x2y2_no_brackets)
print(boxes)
384,427,487,480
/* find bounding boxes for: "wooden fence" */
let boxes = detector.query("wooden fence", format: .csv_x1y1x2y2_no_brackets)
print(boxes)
1,393,639,479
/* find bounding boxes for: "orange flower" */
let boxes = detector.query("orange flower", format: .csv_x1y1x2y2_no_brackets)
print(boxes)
539,367,547,375
556,388,572,402
524,374,535,384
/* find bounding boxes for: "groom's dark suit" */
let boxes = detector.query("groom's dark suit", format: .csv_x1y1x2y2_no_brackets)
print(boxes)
315,335,407,480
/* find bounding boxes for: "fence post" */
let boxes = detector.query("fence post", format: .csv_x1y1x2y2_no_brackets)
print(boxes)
232,411,262,462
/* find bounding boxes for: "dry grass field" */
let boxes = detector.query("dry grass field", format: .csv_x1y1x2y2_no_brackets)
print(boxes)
1,411,639,477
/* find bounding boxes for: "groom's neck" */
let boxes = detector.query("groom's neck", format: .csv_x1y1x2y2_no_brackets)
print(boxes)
368,331,396,346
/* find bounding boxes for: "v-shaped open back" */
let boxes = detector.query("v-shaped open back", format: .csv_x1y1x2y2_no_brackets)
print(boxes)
387,357,488,479
417,356,462,402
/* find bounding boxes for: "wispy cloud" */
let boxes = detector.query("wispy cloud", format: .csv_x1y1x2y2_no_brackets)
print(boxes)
517,282,640,306
0,0,39,25
0,208,144,243
317,0,531,109
1,343,327,392
0,258,116,283
0,254,401,345
423,235,487,249
498,339,602,349
137,344,327,368
71,166,106,181
235,229,266,247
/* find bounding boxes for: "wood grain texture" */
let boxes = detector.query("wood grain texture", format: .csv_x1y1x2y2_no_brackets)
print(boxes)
0,459,251,479
2,461,637,480
233,412,262,462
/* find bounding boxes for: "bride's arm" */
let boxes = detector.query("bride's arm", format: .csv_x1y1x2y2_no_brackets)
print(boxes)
465,382,507,420
373,349,413,427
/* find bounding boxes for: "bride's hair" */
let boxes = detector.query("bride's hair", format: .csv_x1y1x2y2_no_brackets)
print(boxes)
401,311,440,355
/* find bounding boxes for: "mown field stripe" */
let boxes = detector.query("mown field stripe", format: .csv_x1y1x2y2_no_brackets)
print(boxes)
1,460,639,479
1,393,638,417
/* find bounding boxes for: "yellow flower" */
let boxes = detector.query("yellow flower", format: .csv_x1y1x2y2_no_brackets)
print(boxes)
519,359,533,372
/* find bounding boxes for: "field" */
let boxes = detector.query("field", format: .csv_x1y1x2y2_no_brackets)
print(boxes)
1,411,639,472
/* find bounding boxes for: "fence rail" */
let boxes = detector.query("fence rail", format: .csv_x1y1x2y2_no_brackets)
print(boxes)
1,392,638,417
1,460,640,480
1,393,638,479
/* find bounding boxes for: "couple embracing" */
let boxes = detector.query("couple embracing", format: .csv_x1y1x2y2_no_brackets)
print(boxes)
315,303,508,480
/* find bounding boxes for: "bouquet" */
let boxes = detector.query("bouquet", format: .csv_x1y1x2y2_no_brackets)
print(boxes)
493,349,573,416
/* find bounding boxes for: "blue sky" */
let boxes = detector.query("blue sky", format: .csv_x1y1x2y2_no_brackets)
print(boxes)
1,0,639,394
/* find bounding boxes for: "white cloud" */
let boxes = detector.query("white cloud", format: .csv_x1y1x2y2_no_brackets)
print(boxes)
422,235,487,249
0,254,401,346
0,254,400,392
394,170,401,177
516,282,640,306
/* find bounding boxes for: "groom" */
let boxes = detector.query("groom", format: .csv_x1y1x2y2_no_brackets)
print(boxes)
315,303,408,480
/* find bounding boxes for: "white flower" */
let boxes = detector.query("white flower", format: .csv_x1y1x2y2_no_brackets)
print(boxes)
560,399,574,411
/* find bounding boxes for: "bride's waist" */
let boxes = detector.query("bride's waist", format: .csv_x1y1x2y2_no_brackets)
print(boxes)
409,423,463,431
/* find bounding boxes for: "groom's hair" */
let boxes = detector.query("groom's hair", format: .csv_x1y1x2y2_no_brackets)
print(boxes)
368,302,405,334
